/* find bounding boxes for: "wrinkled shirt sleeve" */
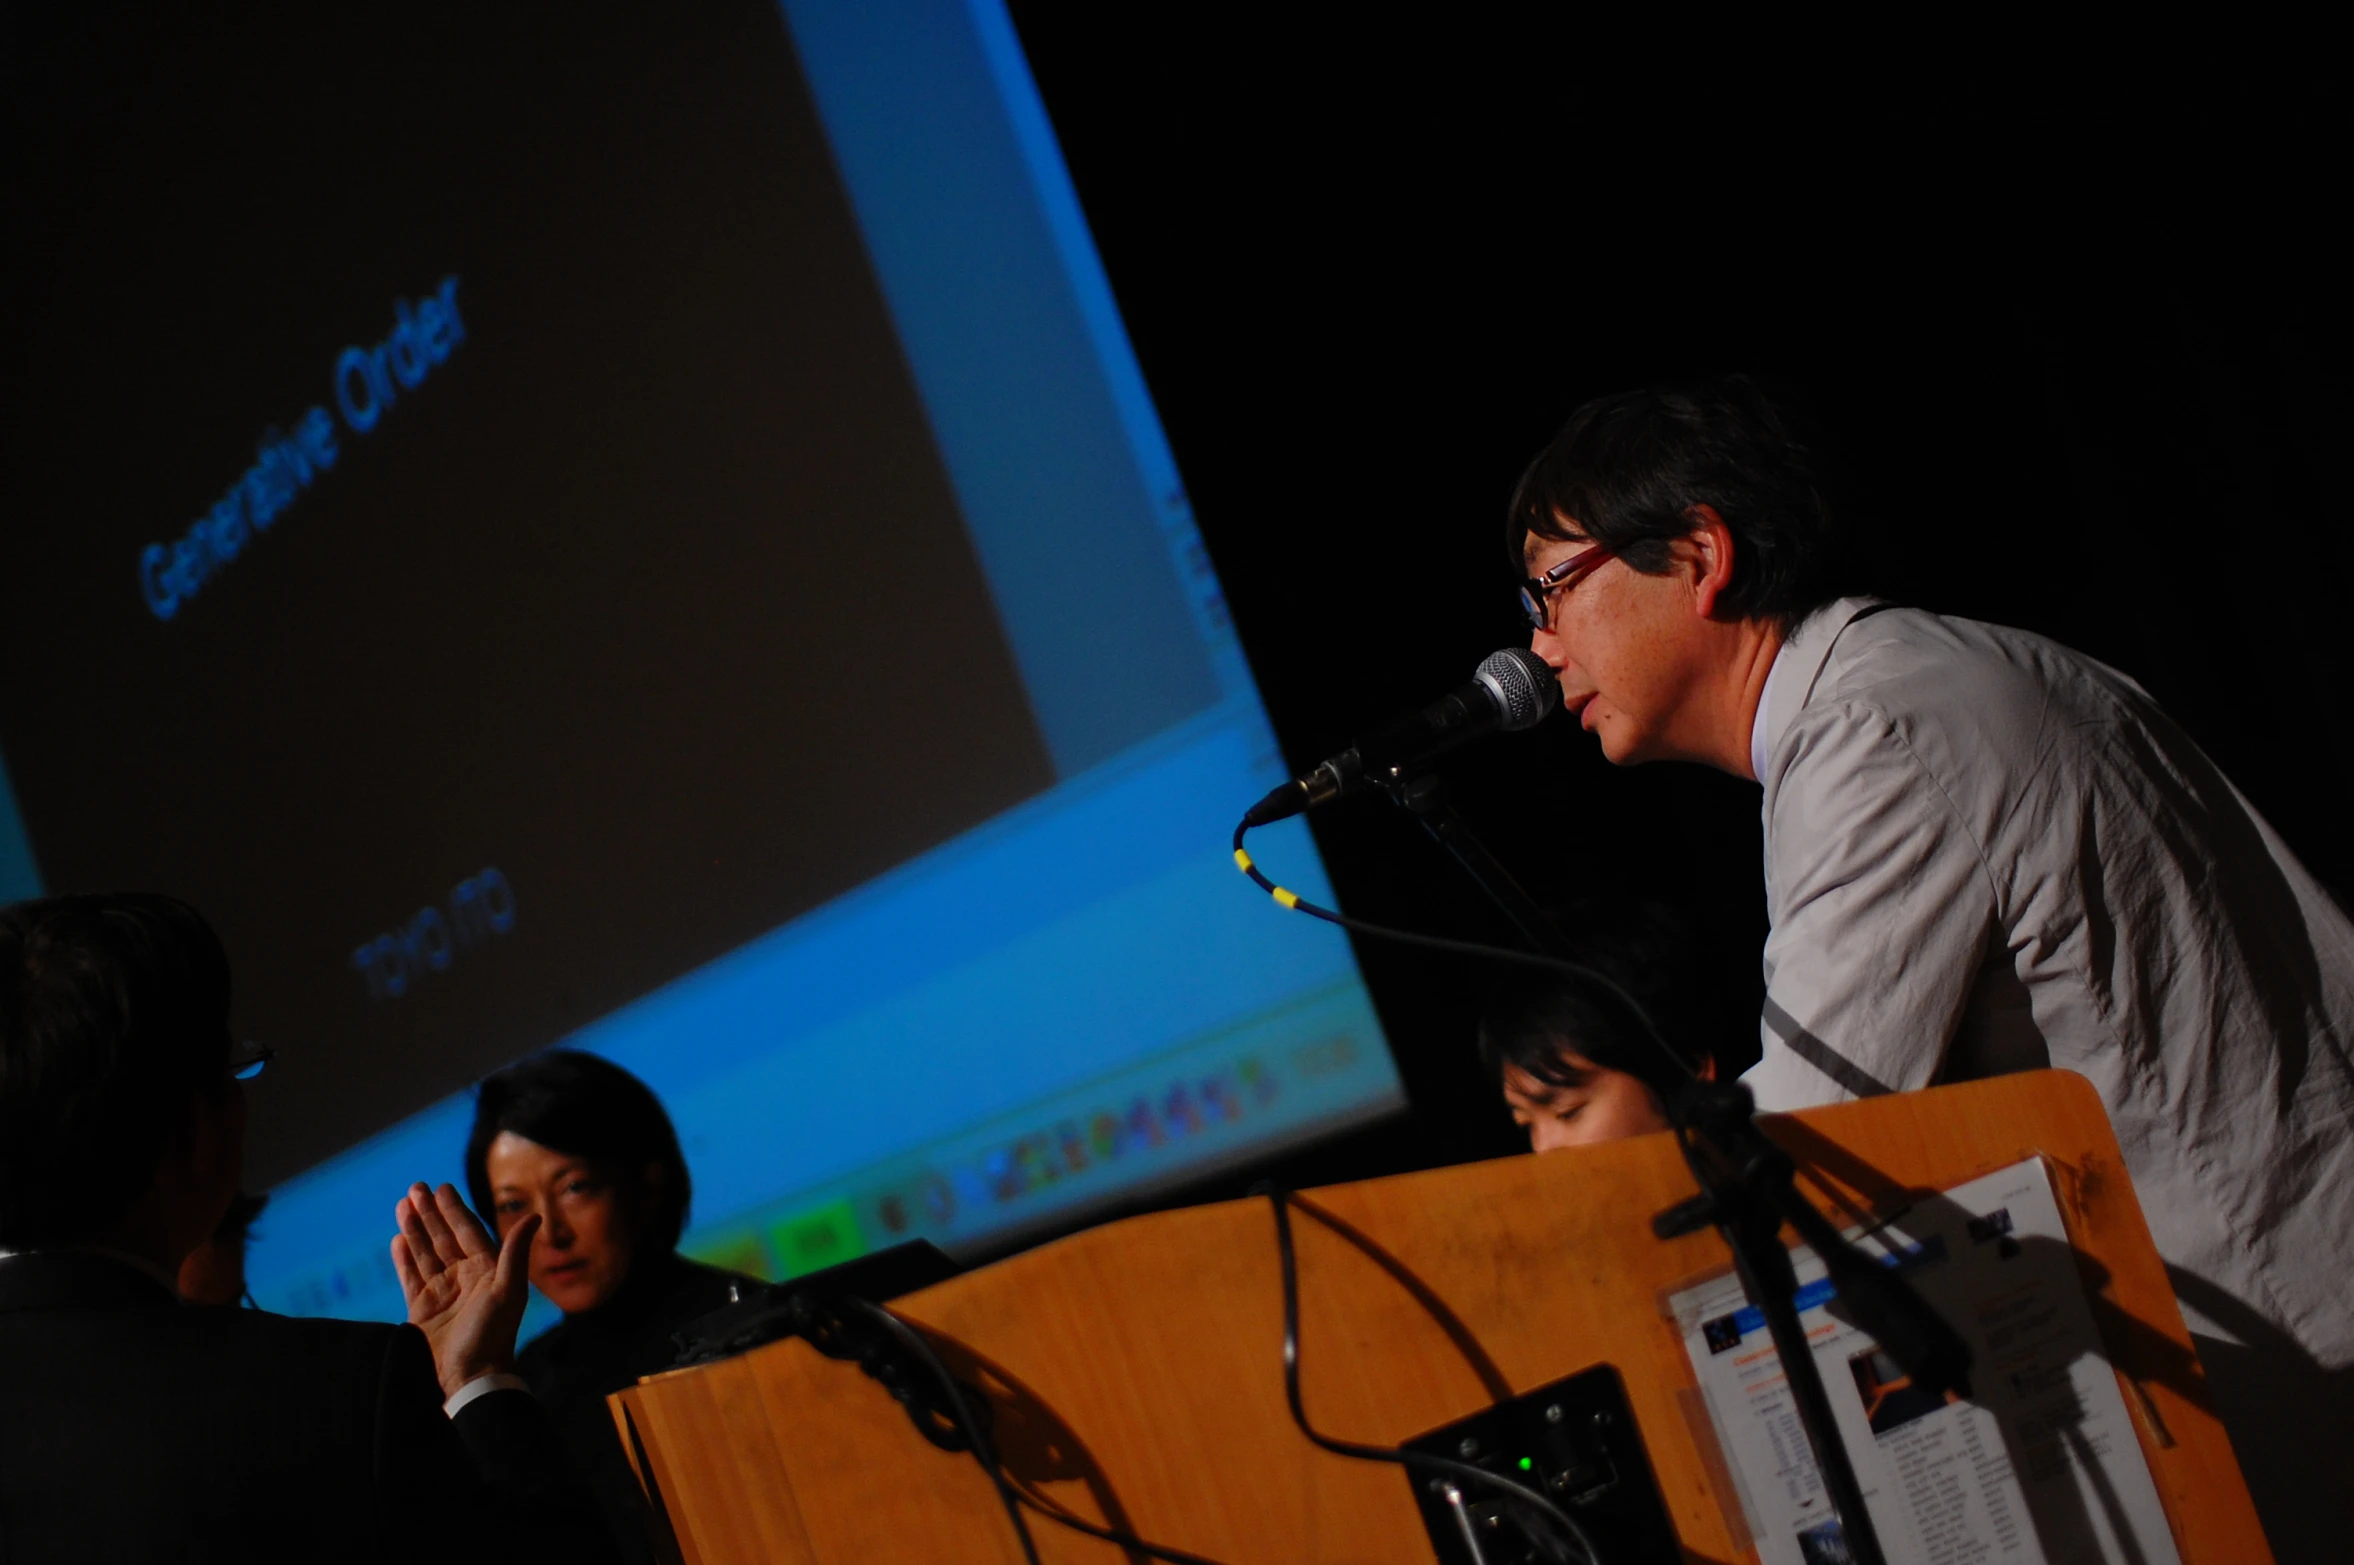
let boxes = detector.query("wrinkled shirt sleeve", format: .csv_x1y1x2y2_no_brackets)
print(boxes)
1746,703,1999,1108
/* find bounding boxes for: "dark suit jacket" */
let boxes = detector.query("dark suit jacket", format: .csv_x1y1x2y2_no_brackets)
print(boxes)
517,1253,748,1565
0,1250,618,1565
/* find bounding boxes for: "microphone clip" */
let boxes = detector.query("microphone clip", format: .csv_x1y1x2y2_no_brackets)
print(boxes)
1243,647,1557,828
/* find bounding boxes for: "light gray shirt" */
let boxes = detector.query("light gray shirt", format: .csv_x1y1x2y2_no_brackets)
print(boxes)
1745,597,2354,1369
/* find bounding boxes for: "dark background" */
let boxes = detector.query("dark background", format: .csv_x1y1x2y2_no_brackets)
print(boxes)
1005,11,2354,1198
4,3,2345,1231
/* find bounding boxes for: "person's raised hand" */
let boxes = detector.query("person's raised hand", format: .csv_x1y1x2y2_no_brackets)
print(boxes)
389,1182,537,1400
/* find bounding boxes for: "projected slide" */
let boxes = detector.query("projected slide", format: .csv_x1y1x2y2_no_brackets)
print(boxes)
0,0,1399,1323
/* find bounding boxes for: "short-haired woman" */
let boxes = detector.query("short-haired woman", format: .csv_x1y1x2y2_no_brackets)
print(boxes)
465,1050,755,1565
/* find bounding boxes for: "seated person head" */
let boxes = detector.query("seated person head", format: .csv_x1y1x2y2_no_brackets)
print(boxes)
1478,915,1715,1152
464,1050,690,1317
0,894,245,1267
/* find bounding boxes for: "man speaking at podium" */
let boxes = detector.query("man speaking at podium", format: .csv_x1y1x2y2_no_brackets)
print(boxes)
1509,377,2354,1557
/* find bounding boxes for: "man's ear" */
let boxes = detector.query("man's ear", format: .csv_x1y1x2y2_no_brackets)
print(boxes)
177,1083,245,1183
1683,504,1740,620
176,1085,246,1251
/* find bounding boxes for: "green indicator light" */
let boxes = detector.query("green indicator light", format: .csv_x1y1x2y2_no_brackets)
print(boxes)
1518,1457,1533,1471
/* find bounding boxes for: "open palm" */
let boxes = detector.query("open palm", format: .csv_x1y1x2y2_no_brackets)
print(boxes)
390,1182,537,1400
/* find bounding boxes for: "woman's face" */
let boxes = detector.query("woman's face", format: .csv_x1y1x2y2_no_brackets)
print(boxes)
1501,1051,1673,1151
483,1131,650,1316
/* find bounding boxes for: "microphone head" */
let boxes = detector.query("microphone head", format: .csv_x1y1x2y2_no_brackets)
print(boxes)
1473,647,1560,731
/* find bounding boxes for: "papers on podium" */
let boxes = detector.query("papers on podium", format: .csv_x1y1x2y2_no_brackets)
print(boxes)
1670,1157,2179,1565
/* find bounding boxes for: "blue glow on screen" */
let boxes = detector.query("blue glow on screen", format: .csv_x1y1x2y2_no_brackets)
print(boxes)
0,754,37,905
23,0,1404,1325
781,0,1233,775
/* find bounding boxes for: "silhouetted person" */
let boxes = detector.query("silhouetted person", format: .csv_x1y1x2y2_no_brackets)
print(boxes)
0,893,616,1564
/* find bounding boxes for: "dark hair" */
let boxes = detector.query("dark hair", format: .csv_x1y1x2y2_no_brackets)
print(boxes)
1476,905,1710,1104
0,893,234,1247
464,1051,690,1253
1507,375,1845,632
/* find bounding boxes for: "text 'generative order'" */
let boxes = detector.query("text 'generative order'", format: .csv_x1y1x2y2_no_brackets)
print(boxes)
139,277,466,623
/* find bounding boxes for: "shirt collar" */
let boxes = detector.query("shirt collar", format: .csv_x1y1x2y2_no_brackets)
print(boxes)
0,1243,182,1294
1748,642,1788,783
0,1246,184,1310
72,1243,186,1295
1754,596,1888,780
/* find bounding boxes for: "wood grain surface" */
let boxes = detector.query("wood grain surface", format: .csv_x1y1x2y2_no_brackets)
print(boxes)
613,1069,2268,1563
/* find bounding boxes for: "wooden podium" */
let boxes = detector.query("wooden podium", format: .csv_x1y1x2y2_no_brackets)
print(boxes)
613,1071,2269,1562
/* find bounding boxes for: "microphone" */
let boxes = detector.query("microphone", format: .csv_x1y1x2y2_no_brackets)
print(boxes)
1243,647,1559,827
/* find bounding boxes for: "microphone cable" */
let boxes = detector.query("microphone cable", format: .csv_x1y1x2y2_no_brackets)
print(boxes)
1235,808,1727,1565
1260,1183,1600,1565
826,820,1688,1565
1232,817,1699,1092
841,1296,1042,1565
843,1296,1235,1565
855,1214,1596,1565
1237,808,1978,1565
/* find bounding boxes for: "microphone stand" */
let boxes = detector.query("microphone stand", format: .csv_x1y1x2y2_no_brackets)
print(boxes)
1376,771,1974,1565
1390,774,1563,959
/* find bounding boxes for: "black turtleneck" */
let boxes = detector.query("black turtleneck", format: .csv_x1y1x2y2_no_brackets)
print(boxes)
515,1251,753,1565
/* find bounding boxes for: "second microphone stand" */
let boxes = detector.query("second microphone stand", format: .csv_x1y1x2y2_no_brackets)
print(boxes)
1381,772,1973,1565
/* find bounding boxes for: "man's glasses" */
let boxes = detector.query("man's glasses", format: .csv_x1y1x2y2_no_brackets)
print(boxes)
231,1041,275,1082
1518,542,1615,631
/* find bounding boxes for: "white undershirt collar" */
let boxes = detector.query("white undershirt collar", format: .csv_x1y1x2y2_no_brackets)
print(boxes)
1748,641,1789,784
